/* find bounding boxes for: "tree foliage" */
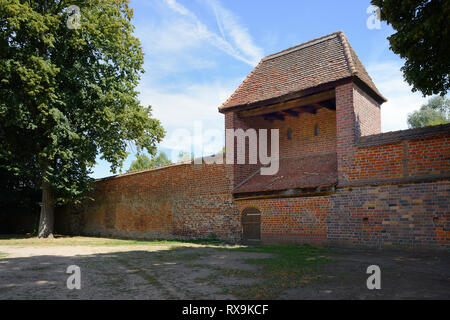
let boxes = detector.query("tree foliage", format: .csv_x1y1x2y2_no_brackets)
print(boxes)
407,96,450,128
371,0,450,96
0,0,165,237
128,152,171,172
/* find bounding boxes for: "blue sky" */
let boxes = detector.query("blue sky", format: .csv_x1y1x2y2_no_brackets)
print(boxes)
91,0,430,179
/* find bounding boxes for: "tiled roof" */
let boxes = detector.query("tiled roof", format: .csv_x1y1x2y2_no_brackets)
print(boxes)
220,31,386,111
233,153,338,194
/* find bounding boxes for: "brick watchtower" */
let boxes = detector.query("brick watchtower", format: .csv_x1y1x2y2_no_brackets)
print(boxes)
220,31,386,196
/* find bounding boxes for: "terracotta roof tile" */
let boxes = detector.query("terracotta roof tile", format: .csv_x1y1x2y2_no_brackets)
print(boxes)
233,153,337,194
220,31,385,111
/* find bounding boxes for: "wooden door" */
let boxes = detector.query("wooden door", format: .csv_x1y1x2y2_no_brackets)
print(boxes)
242,207,261,244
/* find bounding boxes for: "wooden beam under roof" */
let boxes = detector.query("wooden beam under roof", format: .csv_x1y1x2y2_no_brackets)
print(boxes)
282,109,300,117
312,99,336,111
264,112,285,121
298,106,317,114
238,90,335,118
322,100,336,110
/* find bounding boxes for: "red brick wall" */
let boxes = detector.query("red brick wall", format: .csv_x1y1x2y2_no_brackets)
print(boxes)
224,105,337,188
227,81,449,250
56,162,241,242
353,85,381,136
225,112,260,189
266,107,336,158
233,179,449,249
328,181,450,249
56,80,450,250
336,82,381,185
348,132,450,184
235,196,331,245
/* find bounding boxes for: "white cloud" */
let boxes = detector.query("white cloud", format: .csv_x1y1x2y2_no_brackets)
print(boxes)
165,0,191,15
140,80,239,127
139,79,242,156
205,0,264,66
162,0,263,66
368,61,428,132
130,0,262,160
122,0,264,164
135,18,218,75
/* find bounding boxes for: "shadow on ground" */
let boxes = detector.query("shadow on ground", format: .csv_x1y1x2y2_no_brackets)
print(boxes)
0,243,449,300
0,246,271,300
280,247,450,300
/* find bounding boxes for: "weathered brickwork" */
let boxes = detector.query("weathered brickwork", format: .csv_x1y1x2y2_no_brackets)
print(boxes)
234,180,449,249
57,163,241,242
236,197,331,245
353,84,381,137
328,181,450,249
225,112,260,189
266,107,337,158
348,136,450,184
57,32,450,250
336,82,382,185
57,90,449,249
226,105,337,189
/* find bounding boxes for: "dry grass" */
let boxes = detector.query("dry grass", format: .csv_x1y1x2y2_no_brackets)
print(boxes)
0,235,228,247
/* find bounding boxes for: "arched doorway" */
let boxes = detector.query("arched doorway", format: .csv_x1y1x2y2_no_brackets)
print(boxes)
242,207,261,244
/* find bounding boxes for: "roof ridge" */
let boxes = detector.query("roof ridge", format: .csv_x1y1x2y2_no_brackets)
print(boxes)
338,32,387,102
337,31,358,76
261,31,342,62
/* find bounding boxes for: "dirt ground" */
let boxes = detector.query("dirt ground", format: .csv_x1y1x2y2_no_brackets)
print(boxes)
281,247,450,300
0,243,270,299
0,239,449,300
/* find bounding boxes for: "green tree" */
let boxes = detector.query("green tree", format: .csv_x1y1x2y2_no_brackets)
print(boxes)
407,96,450,128
128,152,171,172
371,0,450,96
0,0,165,238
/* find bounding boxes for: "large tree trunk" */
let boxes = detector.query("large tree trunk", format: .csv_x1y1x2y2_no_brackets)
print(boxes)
38,175,55,238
